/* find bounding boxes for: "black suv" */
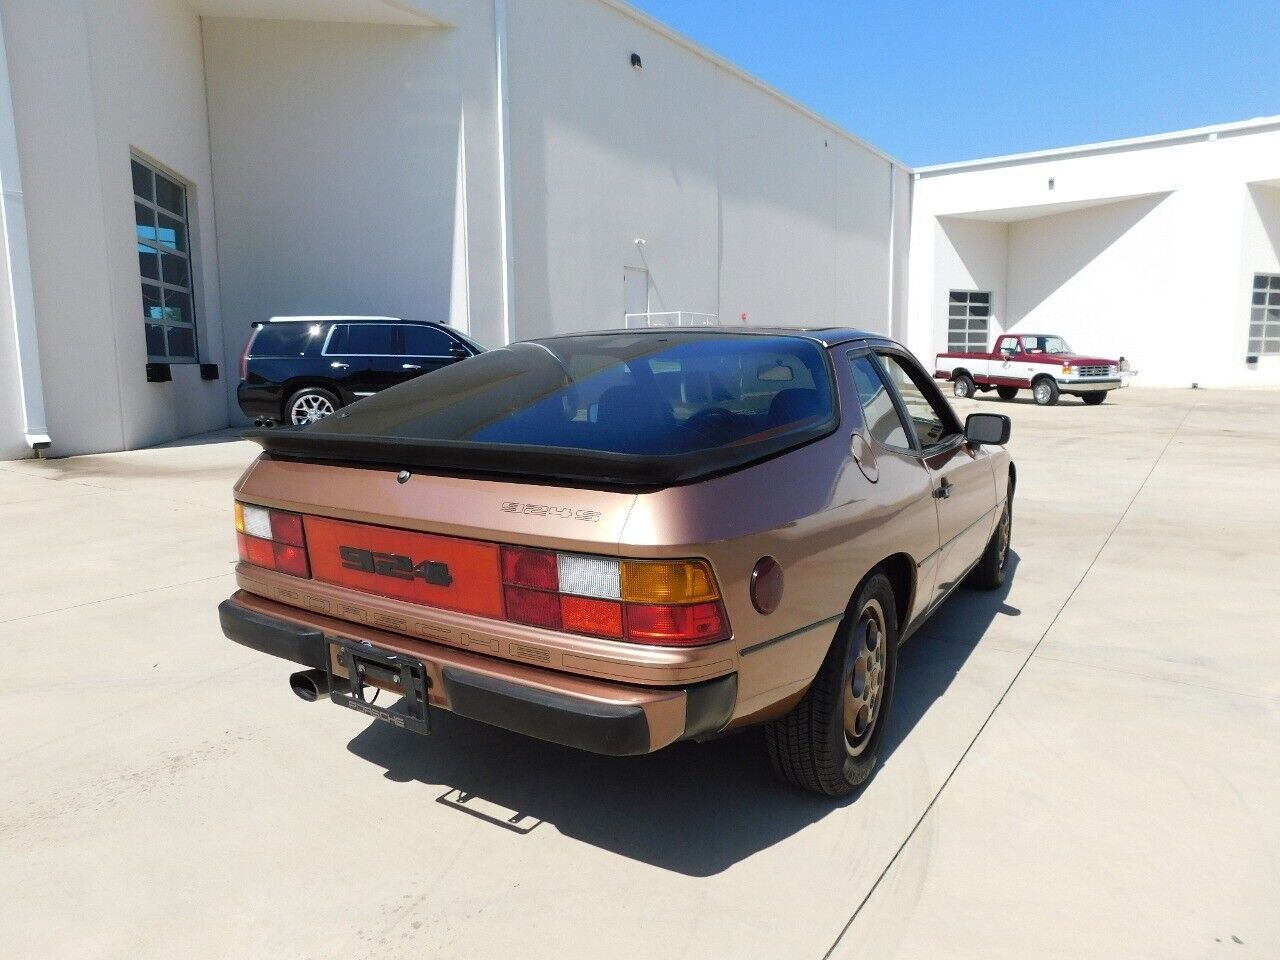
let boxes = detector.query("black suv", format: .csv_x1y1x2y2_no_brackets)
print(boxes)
237,316,485,425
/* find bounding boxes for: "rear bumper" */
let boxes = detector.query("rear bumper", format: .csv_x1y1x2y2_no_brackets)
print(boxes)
1056,378,1122,392
219,592,736,756
237,381,285,420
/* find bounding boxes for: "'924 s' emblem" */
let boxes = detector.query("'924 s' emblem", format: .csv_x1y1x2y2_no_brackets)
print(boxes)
339,546,453,587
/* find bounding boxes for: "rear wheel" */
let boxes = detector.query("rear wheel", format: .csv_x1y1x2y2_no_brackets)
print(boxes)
765,573,898,796
996,386,1019,400
287,387,340,425
1082,392,1107,406
952,373,976,399
1032,377,1059,406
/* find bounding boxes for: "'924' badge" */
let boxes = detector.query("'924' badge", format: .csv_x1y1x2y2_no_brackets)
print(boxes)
339,546,453,587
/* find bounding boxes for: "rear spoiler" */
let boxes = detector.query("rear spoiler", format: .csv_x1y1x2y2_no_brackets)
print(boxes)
243,419,836,490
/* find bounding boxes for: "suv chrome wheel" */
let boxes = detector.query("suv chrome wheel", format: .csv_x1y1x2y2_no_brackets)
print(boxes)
290,393,335,425
844,597,887,757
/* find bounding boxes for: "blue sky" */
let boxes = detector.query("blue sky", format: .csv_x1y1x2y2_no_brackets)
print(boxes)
626,1,1280,166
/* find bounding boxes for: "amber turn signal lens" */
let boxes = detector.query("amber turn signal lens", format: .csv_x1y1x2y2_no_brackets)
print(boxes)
621,560,719,604
234,502,245,533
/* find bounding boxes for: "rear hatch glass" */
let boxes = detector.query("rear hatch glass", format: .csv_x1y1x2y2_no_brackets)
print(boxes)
248,332,837,487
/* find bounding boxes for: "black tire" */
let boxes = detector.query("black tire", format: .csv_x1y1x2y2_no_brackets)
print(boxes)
285,386,341,425
765,572,898,797
965,490,1013,590
952,373,976,399
996,386,1019,401
1031,377,1059,406
1082,392,1107,406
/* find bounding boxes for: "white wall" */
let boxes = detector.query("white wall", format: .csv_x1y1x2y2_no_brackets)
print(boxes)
1,0,226,456
506,0,901,338
201,12,506,419
909,124,1280,387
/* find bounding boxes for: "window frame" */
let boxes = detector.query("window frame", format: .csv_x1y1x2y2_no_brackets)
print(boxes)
947,290,992,353
133,154,200,364
847,346,965,456
1249,274,1280,356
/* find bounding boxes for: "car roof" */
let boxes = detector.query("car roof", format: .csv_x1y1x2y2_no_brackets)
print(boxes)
530,326,892,348
264,315,444,326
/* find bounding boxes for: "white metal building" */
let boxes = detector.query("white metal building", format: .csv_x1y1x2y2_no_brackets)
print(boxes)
0,0,908,459
0,1,1277,461
906,117,1280,389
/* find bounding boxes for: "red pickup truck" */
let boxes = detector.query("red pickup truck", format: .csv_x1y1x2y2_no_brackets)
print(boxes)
935,334,1129,406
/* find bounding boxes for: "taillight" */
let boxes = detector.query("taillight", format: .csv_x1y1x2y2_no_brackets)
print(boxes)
239,327,258,381
235,502,310,578
499,546,729,646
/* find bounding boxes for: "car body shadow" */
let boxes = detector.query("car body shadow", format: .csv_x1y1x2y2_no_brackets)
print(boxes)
346,553,1021,877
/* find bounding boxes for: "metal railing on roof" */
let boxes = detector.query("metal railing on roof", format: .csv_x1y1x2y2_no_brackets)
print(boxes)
624,311,720,328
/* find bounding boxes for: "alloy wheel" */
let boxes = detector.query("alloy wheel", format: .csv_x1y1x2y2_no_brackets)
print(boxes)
291,394,335,425
843,598,887,757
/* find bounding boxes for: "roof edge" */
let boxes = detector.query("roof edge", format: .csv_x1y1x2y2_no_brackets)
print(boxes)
916,115,1280,176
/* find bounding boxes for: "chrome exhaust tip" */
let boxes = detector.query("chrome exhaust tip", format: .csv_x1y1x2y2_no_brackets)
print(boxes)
289,669,330,703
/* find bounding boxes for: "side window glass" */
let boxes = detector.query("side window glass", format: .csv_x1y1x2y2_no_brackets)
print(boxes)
343,324,395,355
324,324,348,355
849,355,910,449
398,325,454,356
876,352,953,449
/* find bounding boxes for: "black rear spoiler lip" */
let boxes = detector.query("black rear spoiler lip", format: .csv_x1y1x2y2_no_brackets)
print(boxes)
241,421,837,490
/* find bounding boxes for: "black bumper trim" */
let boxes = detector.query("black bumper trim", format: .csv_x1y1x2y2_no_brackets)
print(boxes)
219,599,327,670
681,674,737,740
442,667,651,756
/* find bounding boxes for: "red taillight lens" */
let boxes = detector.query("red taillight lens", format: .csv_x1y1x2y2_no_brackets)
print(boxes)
626,601,728,645
239,532,276,569
561,595,624,639
272,542,310,578
239,328,258,380
499,546,730,645
234,502,310,579
504,585,562,630
270,511,305,547
500,546,559,591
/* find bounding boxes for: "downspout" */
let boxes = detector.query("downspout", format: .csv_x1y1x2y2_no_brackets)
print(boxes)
0,7,50,453
492,0,514,345
886,162,897,338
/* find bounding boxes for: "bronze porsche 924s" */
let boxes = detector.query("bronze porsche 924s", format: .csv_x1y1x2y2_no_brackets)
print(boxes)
220,328,1014,796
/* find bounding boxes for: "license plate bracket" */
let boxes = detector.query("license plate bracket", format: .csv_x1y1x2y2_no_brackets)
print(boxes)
327,636,430,735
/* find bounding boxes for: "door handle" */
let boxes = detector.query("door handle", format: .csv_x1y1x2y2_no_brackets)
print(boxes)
933,478,953,500
401,363,421,370
330,361,349,370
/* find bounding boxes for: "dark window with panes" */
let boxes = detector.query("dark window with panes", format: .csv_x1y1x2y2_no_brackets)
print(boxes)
947,291,991,353
133,157,198,362
1250,274,1280,356
399,325,457,356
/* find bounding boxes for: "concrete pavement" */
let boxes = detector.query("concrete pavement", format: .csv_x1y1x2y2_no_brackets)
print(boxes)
1,389,1277,959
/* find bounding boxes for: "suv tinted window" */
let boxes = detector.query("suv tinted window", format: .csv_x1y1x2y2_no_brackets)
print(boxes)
399,325,455,356
327,323,396,356
250,323,325,357
308,333,836,457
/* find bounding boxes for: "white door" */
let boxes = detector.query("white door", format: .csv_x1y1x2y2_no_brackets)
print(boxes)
623,267,649,323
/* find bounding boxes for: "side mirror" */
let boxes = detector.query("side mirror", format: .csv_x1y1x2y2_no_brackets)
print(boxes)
449,345,470,361
965,413,1011,446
